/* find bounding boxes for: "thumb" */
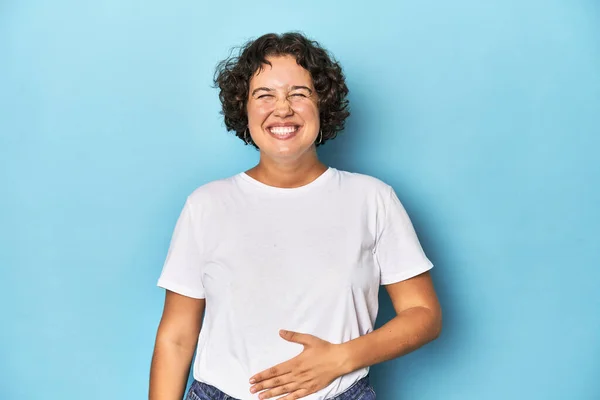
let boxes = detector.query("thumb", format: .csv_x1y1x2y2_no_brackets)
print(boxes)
279,330,313,346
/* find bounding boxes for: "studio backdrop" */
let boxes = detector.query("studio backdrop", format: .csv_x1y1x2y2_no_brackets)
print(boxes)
1,1,599,399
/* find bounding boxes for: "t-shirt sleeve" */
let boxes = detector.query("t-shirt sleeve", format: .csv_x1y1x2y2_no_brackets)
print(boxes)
157,198,206,299
374,186,433,285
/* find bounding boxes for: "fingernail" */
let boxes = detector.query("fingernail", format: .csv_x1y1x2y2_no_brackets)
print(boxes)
250,378,256,384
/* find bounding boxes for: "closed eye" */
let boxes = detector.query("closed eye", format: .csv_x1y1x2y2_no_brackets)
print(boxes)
257,94,274,99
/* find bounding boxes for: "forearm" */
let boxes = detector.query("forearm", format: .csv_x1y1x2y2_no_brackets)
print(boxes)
149,338,196,400
340,306,442,373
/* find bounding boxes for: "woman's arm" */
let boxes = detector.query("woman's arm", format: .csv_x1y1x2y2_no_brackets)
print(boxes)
339,271,442,373
248,271,441,400
149,290,205,400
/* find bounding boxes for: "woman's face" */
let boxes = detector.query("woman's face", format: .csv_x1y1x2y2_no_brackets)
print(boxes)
246,55,320,161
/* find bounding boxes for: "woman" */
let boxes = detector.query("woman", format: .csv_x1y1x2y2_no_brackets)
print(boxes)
149,32,442,400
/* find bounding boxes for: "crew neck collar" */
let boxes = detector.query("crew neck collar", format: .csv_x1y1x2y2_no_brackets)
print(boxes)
238,167,335,193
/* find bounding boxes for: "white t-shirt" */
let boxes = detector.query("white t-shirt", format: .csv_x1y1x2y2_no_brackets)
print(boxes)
157,167,433,400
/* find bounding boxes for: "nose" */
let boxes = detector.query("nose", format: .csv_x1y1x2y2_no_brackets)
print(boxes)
273,95,293,117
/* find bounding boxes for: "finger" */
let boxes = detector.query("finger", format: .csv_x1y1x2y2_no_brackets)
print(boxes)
250,362,294,384
279,330,314,346
278,388,311,400
250,372,294,395
252,375,298,399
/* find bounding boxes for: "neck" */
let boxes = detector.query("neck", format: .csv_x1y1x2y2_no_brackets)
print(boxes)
246,149,328,188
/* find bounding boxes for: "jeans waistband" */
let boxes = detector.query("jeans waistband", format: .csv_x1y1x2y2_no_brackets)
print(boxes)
189,374,371,400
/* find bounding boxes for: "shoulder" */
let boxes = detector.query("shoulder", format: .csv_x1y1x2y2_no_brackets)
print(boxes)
333,168,392,196
185,174,241,206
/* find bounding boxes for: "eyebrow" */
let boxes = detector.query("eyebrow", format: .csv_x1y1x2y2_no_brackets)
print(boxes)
251,86,314,96
290,86,313,94
251,87,274,96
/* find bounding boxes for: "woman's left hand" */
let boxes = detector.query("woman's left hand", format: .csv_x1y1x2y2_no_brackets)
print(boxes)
249,330,349,399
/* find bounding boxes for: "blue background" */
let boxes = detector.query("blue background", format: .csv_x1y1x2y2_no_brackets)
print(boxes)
1,1,599,399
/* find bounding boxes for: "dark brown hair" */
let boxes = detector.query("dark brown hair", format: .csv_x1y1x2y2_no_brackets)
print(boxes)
214,32,350,148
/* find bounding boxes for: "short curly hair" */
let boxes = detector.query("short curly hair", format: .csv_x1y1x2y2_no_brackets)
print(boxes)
214,32,350,148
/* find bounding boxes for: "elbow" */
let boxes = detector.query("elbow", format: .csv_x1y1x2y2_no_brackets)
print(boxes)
427,305,443,341
432,318,442,341
432,308,443,340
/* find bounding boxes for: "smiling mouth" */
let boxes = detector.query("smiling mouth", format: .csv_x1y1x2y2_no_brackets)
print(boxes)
266,125,301,140
268,125,300,135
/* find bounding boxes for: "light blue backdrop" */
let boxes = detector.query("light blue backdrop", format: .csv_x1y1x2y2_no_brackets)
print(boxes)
1,1,599,399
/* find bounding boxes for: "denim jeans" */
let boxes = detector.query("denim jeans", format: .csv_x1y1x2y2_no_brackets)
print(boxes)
185,375,376,400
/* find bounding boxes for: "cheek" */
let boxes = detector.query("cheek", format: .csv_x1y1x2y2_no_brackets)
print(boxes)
293,103,320,123
247,104,272,123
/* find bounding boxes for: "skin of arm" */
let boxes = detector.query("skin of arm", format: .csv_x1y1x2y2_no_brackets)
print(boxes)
339,271,442,373
249,271,442,399
149,290,205,400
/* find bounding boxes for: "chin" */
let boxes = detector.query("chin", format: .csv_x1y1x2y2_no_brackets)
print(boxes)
262,143,315,159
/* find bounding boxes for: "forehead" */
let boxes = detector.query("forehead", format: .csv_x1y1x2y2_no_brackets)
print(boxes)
249,55,314,89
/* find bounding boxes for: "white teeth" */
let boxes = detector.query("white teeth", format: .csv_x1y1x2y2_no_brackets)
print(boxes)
269,126,298,135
